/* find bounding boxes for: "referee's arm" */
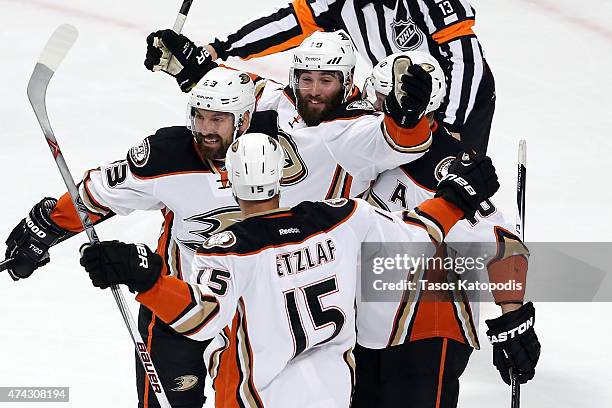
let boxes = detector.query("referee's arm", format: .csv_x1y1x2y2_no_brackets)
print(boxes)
206,0,342,61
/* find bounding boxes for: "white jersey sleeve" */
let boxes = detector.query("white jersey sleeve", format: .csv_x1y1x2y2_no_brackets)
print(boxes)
319,112,432,183
79,149,164,217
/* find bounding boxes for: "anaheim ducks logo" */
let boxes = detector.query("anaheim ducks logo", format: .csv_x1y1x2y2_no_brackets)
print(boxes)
178,206,243,252
278,130,308,186
171,375,198,392
239,73,251,84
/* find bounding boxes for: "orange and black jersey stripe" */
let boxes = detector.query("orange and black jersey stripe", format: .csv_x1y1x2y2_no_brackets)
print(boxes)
196,199,358,257
210,0,489,131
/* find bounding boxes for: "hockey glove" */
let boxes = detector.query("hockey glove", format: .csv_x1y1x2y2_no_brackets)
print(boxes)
5,198,67,280
145,30,217,92
485,302,541,385
434,152,500,218
383,56,432,128
79,241,162,293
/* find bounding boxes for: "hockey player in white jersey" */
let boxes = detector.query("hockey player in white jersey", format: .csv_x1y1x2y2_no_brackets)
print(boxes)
4,35,456,407
79,132,501,407
146,29,434,199
353,51,541,407
3,67,270,408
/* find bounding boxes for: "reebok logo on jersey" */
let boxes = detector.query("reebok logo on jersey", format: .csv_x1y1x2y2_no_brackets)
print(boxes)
279,228,301,235
488,317,534,344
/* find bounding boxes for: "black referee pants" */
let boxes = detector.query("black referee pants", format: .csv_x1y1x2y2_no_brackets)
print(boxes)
352,338,473,408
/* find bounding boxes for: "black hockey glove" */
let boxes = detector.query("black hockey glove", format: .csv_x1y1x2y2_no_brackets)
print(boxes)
79,241,162,293
383,56,432,128
434,152,500,218
5,198,67,280
145,30,217,92
485,302,541,385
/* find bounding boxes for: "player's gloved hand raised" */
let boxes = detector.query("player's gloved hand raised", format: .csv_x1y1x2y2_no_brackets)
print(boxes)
383,55,432,128
4,198,67,280
485,302,541,385
434,152,500,218
80,241,162,293
145,29,217,92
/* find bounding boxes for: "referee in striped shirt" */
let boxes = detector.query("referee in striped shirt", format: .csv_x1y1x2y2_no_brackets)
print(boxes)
146,0,496,153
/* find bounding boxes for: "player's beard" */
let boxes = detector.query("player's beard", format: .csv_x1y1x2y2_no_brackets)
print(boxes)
193,132,232,161
296,90,344,126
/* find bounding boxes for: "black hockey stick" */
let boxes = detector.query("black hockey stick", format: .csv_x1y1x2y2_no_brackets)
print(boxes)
173,0,194,33
0,258,13,273
510,139,527,408
516,140,526,241
26,25,172,407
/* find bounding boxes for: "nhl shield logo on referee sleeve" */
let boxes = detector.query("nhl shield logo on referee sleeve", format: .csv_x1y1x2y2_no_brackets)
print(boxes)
391,18,424,51
129,138,151,167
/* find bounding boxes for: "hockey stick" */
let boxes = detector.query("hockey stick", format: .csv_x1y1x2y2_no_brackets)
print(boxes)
0,258,13,273
510,139,527,408
516,140,526,241
173,0,194,33
26,25,172,408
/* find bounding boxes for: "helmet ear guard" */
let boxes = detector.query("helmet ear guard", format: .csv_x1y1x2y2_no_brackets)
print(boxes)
225,133,286,201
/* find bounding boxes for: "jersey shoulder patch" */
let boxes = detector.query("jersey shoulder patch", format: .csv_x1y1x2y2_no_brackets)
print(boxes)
345,99,375,111
201,231,238,251
197,200,358,255
127,126,210,178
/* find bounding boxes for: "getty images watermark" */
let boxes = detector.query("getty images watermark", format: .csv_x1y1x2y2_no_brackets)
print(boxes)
370,252,523,293
360,242,612,302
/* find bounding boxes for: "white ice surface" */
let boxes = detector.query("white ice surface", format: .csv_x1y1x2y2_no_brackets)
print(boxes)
0,0,611,406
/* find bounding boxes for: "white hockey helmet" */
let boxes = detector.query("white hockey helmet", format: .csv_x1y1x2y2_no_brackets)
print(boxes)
188,67,256,137
290,30,357,102
225,133,285,201
363,51,446,114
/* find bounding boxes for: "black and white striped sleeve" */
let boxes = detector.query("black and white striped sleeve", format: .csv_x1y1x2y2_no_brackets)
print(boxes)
210,0,344,61
421,0,487,132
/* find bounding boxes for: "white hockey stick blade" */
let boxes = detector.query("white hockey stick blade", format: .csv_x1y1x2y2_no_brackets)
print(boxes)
27,25,78,142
